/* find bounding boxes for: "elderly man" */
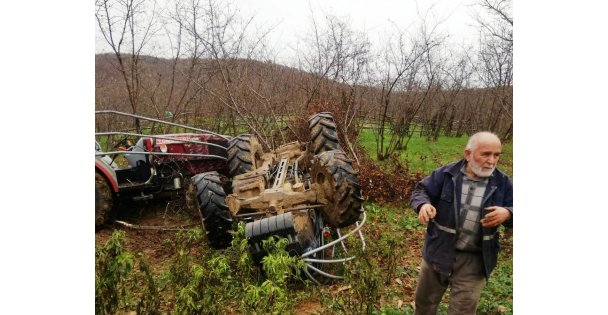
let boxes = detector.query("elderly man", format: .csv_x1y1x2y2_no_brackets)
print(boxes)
410,131,513,315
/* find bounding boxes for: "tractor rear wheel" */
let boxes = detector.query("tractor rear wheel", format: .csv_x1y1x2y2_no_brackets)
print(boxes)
311,150,364,228
227,134,264,178
308,112,341,154
192,172,233,249
95,172,113,228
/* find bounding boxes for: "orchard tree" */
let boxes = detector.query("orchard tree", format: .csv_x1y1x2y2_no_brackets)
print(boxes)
96,0,160,133
297,12,372,163
473,0,513,139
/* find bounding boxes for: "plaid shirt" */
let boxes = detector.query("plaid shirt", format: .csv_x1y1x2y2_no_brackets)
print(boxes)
455,167,489,252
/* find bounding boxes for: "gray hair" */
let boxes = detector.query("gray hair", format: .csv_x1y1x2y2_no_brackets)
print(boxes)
466,131,501,152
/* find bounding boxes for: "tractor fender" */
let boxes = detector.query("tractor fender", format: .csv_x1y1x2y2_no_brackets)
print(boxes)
95,157,119,193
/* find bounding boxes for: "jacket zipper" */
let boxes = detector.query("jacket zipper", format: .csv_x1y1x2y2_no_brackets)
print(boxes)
452,176,459,227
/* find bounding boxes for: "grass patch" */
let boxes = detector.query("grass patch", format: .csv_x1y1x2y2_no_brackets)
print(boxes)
359,128,513,177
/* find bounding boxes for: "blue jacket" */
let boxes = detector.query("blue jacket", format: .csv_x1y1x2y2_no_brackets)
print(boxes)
410,159,513,278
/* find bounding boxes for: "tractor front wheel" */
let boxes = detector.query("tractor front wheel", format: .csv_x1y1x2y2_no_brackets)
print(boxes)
95,172,113,228
226,134,264,178
191,172,233,249
308,112,341,155
311,150,364,228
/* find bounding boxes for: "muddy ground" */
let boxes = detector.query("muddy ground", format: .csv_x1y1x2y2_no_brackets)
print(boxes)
95,198,202,267
95,198,332,314
95,198,511,314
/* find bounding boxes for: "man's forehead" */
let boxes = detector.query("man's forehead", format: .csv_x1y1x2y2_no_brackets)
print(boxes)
477,141,502,152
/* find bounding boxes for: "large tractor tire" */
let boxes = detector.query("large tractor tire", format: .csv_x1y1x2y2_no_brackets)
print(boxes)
245,212,305,264
311,150,364,228
227,134,264,178
95,172,113,228
308,112,341,154
191,172,233,249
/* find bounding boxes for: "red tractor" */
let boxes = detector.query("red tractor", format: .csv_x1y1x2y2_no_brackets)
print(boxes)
95,110,367,284
95,110,231,234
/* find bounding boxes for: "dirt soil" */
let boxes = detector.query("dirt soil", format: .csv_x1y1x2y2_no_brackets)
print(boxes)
95,198,326,314
95,198,201,270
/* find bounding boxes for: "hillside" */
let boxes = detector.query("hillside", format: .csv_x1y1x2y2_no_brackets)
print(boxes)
96,53,512,141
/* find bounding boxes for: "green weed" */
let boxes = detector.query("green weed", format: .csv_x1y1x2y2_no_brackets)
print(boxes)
242,236,306,315
172,254,233,315
95,230,135,314
377,227,407,284
477,237,513,314
135,256,161,314
95,230,162,314
163,228,205,291
329,238,382,315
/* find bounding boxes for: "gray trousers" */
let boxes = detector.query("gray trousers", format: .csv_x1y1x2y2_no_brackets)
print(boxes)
414,251,486,315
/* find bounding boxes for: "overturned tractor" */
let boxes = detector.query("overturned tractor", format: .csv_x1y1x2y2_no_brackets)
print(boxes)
95,110,229,228
191,112,367,283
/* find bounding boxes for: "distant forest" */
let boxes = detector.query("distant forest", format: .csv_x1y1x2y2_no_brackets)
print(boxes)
96,0,512,159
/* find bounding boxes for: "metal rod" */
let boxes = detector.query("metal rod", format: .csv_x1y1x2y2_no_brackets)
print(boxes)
356,220,366,250
235,205,324,218
336,228,349,253
299,208,367,284
95,110,230,140
95,132,228,151
331,242,336,258
114,220,198,231
95,151,227,160
283,204,325,211
301,209,367,258
303,256,355,264
303,267,321,285
306,264,344,280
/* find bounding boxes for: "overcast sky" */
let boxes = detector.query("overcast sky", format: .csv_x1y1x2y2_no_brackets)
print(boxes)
96,0,485,65
238,0,481,64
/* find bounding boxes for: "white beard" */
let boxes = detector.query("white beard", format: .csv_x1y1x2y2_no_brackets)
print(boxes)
469,159,495,178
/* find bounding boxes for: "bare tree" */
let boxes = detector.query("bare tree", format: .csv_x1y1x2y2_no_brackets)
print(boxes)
372,12,446,160
473,0,512,43
96,0,160,133
296,12,372,163
170,0,282,148
472,0,513,139
142,6,209,128
373,28,422,160
426,47,474,140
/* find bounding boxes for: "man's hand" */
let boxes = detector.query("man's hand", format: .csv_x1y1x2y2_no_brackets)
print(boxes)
418,203,437,224
480,206,511,227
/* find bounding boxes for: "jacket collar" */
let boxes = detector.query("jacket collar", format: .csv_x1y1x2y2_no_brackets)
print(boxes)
444,159,467,177
444,159,503,186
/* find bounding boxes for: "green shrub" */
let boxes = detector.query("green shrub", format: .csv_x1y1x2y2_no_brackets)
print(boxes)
377,226,407,284
172,255,232,315
329,240,382,315
242,236,306,315
95,230,135,314
95,230,161,314
135,256,160,314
